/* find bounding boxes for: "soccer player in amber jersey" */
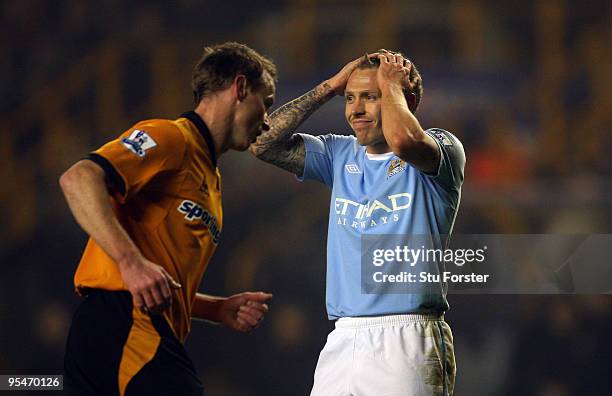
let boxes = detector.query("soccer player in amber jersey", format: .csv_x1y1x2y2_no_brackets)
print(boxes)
60,42,276,395
251,51,465,395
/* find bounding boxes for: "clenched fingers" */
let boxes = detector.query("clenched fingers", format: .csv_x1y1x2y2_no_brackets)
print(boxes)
235,295,271,331
137,273,176,314
238,305,264,327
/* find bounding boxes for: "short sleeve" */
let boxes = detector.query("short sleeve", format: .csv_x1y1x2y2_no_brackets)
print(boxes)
424,128,465,193
296,133,335,187
87,120,187,202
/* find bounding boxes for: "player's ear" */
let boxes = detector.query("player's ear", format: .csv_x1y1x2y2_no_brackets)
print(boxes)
234,75,248,102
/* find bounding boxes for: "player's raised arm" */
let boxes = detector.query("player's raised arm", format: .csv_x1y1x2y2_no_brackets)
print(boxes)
249,83,331,175
249,55,370,175
376,51,440,174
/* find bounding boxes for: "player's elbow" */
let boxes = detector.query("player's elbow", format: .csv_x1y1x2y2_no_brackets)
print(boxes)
59,165,78,194
388,132,439,167
59,160,103,194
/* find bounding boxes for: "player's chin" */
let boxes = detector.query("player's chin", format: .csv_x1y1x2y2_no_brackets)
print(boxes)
353,130,369,146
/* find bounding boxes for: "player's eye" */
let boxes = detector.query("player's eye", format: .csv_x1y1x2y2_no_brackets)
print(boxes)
367,94,377,101
346,95,354,102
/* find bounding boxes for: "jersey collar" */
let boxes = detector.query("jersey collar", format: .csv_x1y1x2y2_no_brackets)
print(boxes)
365,151,394,161
180,111,217,167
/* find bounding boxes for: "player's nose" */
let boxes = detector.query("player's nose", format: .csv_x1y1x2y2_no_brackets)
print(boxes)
349,99,365,116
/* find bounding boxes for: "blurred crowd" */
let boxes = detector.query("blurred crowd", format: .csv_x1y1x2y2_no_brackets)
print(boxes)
1,1,611,394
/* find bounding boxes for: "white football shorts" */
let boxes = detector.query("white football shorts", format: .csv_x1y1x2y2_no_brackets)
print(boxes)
310,314,456,396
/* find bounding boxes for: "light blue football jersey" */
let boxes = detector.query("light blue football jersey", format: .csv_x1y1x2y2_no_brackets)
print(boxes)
298,129,465,319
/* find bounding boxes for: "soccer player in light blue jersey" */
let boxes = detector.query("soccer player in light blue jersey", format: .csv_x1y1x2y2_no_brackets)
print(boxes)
251,50,465,395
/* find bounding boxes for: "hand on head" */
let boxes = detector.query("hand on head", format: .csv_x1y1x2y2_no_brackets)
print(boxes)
374,49,414,90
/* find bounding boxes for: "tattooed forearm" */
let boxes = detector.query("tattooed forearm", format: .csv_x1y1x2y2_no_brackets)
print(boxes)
253,82,334,154
255,134,306,175
250,82,335,175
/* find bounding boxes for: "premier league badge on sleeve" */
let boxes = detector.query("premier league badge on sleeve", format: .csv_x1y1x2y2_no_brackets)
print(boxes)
121,130,157,157
430,129,453,146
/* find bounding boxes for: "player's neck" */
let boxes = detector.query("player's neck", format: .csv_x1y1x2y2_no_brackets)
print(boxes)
194,98,233,158
366,142,392,155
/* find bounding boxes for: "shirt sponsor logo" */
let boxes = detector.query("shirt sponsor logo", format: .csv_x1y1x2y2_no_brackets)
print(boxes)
345,164,361,174
334,192,412,229
121,130,157,157
177,200,221,245
387,159,407,179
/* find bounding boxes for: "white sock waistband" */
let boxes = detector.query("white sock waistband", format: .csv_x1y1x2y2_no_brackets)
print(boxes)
335,313,444,329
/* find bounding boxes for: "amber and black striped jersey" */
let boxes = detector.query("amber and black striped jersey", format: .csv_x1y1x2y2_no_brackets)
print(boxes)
74,111,222,342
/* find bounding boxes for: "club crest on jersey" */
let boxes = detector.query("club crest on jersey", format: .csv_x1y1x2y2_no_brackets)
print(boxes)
121,130,157,157
387,159,407,179
177,200,221,245
430,130,453,146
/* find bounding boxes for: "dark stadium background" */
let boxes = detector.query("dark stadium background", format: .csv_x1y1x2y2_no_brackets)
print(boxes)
1,1,611,394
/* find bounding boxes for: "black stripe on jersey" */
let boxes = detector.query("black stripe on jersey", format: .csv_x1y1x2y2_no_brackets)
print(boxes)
83,153,127,197
181,111,217,167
